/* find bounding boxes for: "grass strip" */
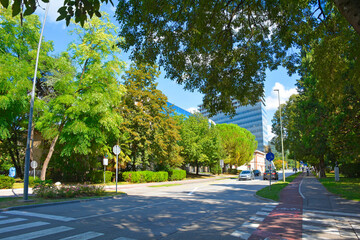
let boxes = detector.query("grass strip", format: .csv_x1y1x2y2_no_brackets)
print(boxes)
256,172,301,201
0,192,125,209
318,173,360,201
148,184,182,188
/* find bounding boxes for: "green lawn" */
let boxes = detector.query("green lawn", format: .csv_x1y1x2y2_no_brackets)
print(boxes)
319,173,360,201
0,191,125,209
256,173,301,201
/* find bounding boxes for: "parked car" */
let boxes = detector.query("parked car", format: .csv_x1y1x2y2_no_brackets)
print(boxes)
238,170,255,181
253,170,261,176
263,170,279,180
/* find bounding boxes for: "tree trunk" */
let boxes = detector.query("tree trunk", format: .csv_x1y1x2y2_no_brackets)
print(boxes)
40,121,65,181
196,159,199,175
318,158,327,178
40,134,59,180
333,0,360,35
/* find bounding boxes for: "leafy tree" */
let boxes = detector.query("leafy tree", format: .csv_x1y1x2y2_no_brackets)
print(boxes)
120,62,183,171
113,0,360,115
0,7,54,178
178,113,221,175
36,13,126,180
216,124,257,168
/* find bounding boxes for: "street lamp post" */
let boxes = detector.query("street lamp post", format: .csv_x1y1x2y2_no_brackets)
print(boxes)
23,3,50,201
274,89,286,182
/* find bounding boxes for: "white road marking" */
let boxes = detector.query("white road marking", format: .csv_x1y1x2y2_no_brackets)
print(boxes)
250,216,264,222
4,210,75,222
260,207,274,212
188,187,198,195
299,178,305,199
60,231,104,239
303,209,360,218
1,226,73,240
0,218,27,225
256,211,270,216
0,216,7,219
242,222,260,229
230,230,251,239
302,233,329,240
264,205,277,209
303,224,339,235
0,221,49,234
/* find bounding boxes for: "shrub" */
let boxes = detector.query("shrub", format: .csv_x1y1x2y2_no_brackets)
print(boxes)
168,169,186,181
122,171,168,183
29,176,40,187
89,170,113,183
341,162,360,178
0,175,15,189
227,169,239,174
33,183,105,199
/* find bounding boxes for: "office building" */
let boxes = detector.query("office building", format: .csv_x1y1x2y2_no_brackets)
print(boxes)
198,101,268,151
167,102,192,118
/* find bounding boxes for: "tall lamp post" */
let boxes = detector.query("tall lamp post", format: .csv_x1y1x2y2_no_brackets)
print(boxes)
23,3,50,201
274,89,286,182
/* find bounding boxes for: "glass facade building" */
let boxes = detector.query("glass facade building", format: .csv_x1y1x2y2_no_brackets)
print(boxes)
198,101,268,151
167,102,192,118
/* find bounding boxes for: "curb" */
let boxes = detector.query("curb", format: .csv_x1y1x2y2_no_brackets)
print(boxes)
253,193,278,203
0,193,127,212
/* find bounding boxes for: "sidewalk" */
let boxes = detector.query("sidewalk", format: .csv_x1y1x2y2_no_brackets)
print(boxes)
301,173,360,215
249,172,360,240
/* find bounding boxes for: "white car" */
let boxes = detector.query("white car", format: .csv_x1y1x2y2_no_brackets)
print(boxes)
238,170,255,181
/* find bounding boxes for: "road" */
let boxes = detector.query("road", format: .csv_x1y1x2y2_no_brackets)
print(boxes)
0,173,294,240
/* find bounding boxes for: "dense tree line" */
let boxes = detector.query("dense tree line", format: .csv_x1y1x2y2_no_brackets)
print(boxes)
0,8,257,181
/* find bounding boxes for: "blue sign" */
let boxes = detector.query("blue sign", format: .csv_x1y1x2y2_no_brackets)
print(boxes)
9,167,16,178
266,152,274,161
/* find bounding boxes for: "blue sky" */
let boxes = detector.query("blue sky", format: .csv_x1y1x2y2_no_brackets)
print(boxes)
36,2,299,141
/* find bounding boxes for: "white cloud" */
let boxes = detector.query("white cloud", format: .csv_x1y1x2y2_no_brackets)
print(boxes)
265,82,298,110
267,124,275,142
35,1,64,24
187,107,199,114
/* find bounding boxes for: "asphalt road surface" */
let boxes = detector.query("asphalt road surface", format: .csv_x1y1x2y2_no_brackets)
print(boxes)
1,173,294,240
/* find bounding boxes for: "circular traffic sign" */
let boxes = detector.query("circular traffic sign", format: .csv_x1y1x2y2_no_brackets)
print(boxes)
266,152,275,161
113,145,121,155
31,161,38,169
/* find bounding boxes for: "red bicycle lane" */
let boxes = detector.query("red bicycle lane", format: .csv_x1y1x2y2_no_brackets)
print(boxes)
249,173,304,240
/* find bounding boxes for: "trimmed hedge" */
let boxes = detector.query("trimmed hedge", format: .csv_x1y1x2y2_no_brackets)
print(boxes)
90,170,113,183
168,169,186,181
122,171,168,183
0,175,15,189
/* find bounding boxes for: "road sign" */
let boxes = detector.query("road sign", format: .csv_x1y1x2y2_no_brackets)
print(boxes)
9,167,16,178
103,157,108,166
266,152,274,161
113,145,121,155
31,161,38,169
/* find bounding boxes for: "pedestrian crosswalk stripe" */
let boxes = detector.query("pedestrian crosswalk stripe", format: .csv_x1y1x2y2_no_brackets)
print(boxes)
60,231,104,240
302,217,336,226
302,224,339,235
242,222,259,229
0,218,27,225
261,207,274,212
255,211,270,216
302,233,329,240
0,221,49,234
4,210,75,222
230,230,251,239
1,226,73,240
264,205,277,209
0,216,7,219
250,216,264,222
